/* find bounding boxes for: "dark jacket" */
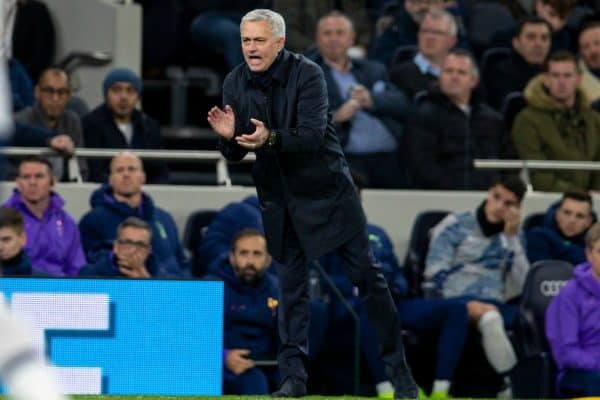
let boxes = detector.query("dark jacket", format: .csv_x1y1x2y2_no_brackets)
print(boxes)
218,49,365,261
389,59,437,100
9,58,34,112
200,195,264,274
82,104,168,184
78,185,190,277
313,54,410,148
483,50,541,110
207,262,279,357
526,201,595,266
405,86,506,189
1,250,33,276
79,251,159,277
370,4,419,66
319,223,408,300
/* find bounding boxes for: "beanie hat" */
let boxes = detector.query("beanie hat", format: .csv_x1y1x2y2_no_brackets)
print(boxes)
103,68,142,96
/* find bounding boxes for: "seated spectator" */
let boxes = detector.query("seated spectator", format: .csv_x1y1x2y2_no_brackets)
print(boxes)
80,217,156,278
0,206,32,276
578,20,600,104
425,176,530,396
79,151,189,277
389,9,457,99
535,0,577,52
512,50,600,192
319,171,469,399
312,11,410,188
546,222,600,397
16,67,87,181
207,229,279,395
3,156,85,276
483,16,552,110
200,195,263,275
82,68,168,184
527,191,595,265
9,58,33,112
405,48,506,190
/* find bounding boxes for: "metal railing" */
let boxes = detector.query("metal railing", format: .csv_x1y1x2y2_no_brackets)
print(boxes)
474,159,600,191
0,147,256,186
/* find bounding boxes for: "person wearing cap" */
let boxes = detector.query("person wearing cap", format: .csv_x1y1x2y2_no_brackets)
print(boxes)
82,67,168,184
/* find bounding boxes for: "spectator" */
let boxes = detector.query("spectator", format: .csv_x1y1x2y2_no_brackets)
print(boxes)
483,16,552,110
425,176,529,397
80,217,156,278
512,50,600,192
0,206,32,276
16,67,87,181
82,68,168,184
207,228,279,395
405,48,506,189
578,20,600,103
79,151,189,277
200,195,263,275
12,0,55,83
189,1,272,71
312,11,410,188
546,222,600,397
389,9,457,99
3,155,86,276
319,171,469,399
9,58,33,112
535,0,578,52
527,191,595,265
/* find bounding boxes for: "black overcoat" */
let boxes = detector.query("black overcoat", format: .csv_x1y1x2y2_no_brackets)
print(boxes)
218,49,366,261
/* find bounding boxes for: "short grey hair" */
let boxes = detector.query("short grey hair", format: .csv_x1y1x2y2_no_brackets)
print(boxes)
241,9,286,40
446,48,479,77
117,216,152,240
425,9,457,37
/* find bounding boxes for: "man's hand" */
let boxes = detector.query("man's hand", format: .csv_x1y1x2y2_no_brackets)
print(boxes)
225,349,255,375
333,99,360,123
349,84,373,109
207,105,235,140
49,135,74,156
503,206,521,237
117,252,151,278
235,118,269,150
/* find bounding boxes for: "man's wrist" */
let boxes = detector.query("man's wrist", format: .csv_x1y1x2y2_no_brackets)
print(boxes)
266,130,280,148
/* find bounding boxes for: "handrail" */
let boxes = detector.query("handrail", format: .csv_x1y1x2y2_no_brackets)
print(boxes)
0,147,256,187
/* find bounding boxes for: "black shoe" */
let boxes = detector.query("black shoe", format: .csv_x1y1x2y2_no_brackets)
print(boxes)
271,377,307,398
387,365,419,400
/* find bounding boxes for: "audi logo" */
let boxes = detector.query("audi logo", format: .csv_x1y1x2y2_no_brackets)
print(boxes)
539,280,568,297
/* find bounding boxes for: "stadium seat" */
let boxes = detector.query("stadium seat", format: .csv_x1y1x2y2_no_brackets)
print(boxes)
183,209,218,277
467,3,515,55
522,212,545,234
389,44,418,67
403,210,450,297
500,91,526,130
512,259,574,398
480,47,511,81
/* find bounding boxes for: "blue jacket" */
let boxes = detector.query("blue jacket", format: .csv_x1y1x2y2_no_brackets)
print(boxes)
79,251,159,277
9,58,34,112
78,185,190,277
319,223,408,300
208,261,279,357
201,195,263,274
526,202,594,266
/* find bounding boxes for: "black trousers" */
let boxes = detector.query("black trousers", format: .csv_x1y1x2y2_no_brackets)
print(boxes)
276,212,407,383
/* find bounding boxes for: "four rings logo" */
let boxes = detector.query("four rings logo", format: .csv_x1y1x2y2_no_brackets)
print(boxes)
540,280,568,297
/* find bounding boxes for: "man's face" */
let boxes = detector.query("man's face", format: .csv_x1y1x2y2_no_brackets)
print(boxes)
418,14,456,61
229,235,271,285
513,23,551,66
579,27,600,70
542,60,581,104
405,0,444,24
439,54,478,101
535,1,566,32
0,227,25,261
113,226,151,264
556,198,593,238
35,73,70,120
241,20,285,73
16,162,53,204
316,16,355,62
106,82,138,119
109,154,145,197
586,240,600,281
485,184,520,224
